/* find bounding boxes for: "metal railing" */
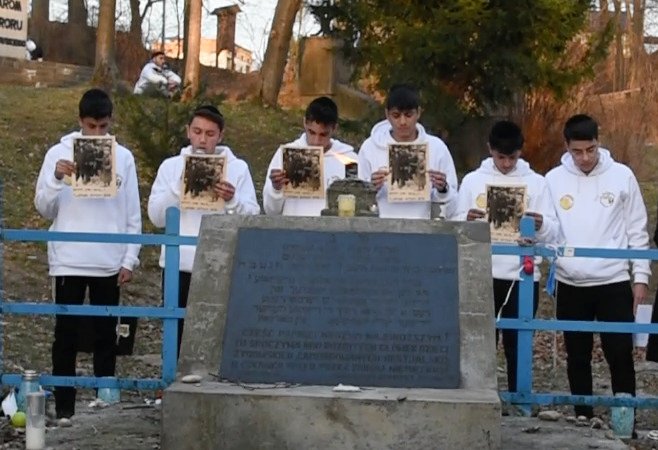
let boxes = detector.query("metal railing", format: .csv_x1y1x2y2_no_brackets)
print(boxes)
494,217,658,411
1,211,656,411
0,207,192,391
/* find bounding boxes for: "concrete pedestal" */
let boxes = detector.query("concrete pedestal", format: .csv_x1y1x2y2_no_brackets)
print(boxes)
163,382,500,450
161,216,502,450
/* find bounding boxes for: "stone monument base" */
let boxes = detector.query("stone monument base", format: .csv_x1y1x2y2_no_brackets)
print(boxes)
162,382,501,450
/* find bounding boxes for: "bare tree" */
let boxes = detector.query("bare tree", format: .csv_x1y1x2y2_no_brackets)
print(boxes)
92,0,118,89
626,0,647,87
182,0,202,101
32,0,50,36
69,0,88,26
130,0,163,41
259,0,302,106
175,0,183,59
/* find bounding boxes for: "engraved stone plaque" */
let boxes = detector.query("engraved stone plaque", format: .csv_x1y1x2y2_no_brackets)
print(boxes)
220,228,460,388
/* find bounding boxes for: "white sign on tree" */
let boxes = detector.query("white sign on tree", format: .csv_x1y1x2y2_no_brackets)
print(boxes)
0,0,28,59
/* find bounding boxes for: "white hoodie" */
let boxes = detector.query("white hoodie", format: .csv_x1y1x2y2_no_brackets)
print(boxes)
358,120,458,219
545,148,650,286
454,157,559,281
263,134,357,216
133,62,182,94
148,145,260,272
34,131,142,276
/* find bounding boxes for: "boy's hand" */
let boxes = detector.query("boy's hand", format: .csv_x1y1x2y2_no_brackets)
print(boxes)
118,268,133,285
429,170,448,193
214,180,236,202
269,169,288,191
371,168,388,191
467,209,486,221
54,159,75,180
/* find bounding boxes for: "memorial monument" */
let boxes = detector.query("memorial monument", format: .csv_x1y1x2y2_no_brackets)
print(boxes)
162,215,501,449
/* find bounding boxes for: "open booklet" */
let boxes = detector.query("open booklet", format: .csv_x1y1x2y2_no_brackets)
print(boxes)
180,153,227,211
387,142,430,202
485,183,527,243
281,145,325,199
71,136,117,198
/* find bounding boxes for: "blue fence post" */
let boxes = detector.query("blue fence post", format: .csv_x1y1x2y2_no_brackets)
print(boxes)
0,179,4,377
162,207,181,385
515,216,536,415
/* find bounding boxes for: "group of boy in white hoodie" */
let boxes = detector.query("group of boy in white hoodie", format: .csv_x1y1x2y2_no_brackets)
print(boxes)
352,85,647,423
35,86,649,425
35,91,261,420
457,116,649,427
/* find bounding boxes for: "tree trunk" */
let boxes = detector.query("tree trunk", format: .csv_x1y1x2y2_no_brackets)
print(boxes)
92,0,118,90
129,0,142,39
627,0,646,87
32,0,50,42
182,0,201,101
259,0,302,106
182,0,191,62
611,0,625,90
175,0,183,59
68,0,87,26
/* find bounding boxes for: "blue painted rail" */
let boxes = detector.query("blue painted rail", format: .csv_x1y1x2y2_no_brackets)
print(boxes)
0,207,193,391
1,211,657,412
495,216,658,412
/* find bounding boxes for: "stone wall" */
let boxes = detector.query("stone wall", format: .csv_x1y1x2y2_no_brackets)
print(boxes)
0,56,92,87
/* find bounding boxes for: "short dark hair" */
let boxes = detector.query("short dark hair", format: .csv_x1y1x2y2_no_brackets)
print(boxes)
151,51,165,59
488,121,524,154
79,88,113,120
190,105,225,130
563,114,598,142
305,96,338,126
386,84,420,111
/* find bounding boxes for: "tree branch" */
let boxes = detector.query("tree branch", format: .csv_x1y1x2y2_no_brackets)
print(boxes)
141,0,163,22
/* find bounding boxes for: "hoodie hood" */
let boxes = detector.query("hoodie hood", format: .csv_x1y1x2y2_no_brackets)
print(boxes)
59,131,83,149
560,147,613,176
477,157,531,178
179,144,237,162
289,133,354,155
369,119,429,149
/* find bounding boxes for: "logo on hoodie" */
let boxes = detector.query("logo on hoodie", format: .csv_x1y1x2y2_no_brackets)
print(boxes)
475,193,486,209
600,192,615,207
559,195,574,210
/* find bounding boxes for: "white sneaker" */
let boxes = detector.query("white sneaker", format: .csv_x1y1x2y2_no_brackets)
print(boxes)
57,417,72,427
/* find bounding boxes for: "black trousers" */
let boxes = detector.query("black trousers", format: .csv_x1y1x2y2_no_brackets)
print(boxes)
645,288,658,361
161,271,191,359
494,279,539,392
52,275,120,418
556,280,635,418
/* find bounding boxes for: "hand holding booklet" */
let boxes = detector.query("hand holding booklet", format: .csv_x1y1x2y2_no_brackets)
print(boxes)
71,136,117,198
281,145,325,199
180,153,227,211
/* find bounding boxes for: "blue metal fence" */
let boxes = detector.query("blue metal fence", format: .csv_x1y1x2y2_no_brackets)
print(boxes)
0,207,192,391
495,216,658,412
1,211,657,411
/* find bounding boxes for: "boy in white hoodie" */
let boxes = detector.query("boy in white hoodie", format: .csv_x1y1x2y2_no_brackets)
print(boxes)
264,96,357,216
454,120,559,392
358,84,458,219
34,89,142,420
148,105,260,356
134,51,181,97
546,114,650,420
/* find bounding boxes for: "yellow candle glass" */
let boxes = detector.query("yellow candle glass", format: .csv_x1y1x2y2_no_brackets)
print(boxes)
337,194,356,217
